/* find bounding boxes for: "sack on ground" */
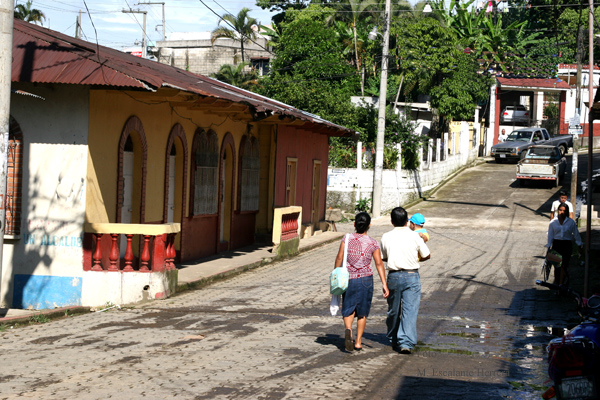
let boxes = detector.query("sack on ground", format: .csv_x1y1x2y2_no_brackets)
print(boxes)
330,267,349,295
330,294,341,316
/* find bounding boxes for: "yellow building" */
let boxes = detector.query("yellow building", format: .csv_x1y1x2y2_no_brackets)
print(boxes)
4,20,353,309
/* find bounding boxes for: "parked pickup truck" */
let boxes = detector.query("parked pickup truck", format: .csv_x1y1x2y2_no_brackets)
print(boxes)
491,127,573,163
516,145,566,187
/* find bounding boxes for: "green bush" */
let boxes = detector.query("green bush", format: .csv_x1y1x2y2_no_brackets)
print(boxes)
355,197,371,212
329,144,357,168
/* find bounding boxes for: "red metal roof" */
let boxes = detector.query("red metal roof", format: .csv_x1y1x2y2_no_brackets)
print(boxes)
497,77,570,90
558,63,600,71
11,19,354,136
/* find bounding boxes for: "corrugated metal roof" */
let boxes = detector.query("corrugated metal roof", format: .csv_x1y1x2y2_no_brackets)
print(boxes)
12,19,355,136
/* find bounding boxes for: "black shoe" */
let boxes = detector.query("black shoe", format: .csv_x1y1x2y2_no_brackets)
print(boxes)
400,347,412,354
392,343,400,352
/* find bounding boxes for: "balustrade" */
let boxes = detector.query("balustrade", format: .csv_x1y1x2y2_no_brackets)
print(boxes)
281,212,300,241
84,223,180,272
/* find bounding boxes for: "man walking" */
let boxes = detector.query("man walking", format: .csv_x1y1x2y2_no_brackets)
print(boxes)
550,190,574,220
380,207,430,354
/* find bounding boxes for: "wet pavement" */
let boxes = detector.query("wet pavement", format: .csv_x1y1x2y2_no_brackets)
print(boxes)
0,157,589,399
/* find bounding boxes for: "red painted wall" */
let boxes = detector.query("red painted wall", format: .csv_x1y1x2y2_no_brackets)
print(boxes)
180,215,218,261
494,87,501,145
275,126,329,224
577,123,600,137
231,212,257,249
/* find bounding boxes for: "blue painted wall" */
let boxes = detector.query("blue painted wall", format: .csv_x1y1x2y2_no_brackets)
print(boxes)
13,275,82,309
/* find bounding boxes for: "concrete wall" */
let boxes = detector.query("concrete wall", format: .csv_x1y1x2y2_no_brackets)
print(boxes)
327,126,479,214
156,37,271,77
5,83,89,309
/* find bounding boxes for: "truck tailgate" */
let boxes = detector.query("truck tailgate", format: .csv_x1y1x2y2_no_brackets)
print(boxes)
518,164,554,175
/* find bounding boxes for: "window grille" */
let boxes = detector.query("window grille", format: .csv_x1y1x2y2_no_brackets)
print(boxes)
240,137,260,211
193,131,219,215
5,124,22,235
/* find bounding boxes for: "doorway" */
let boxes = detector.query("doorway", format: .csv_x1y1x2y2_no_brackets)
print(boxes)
311,160,322,232
219,137,234,251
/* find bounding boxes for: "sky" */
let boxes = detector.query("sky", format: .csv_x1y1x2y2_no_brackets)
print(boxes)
20,0,277,51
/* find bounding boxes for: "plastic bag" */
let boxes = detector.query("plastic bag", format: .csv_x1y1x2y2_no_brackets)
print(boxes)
330,294,341,316
330,234,350,295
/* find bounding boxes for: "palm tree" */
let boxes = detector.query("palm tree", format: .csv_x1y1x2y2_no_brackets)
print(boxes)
210,62,259,89
211,8,258,63
14,0,46,25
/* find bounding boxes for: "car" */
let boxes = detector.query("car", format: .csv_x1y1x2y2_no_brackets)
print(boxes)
490,127,573,163
501,105,529,123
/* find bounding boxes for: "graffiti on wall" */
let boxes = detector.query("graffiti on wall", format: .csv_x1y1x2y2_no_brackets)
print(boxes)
24,218,83,256
23,233,82,247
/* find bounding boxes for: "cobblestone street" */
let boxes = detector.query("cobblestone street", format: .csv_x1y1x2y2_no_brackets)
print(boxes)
0,160,574,399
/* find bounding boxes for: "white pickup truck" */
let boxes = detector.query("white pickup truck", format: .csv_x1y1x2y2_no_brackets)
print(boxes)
516,145,567,187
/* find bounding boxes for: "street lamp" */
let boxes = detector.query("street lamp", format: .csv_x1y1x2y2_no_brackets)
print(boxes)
371,0,431,218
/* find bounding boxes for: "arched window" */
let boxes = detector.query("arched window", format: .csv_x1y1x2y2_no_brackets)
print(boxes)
193,130,219,215
6,117,23,236
239,136,260,211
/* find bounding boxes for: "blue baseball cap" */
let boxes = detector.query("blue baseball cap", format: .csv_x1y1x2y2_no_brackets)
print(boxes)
409,213,425,226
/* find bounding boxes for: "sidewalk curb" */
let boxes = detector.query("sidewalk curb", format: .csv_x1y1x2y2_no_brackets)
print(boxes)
175,234,344,295
0,306,91,325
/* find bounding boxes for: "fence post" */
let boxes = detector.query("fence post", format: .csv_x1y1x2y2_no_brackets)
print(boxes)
357,141,362,170
427,139,433,169
443,132,448,160
396,143,402,171
452,132,456,155
418,146,423,172
435,138,441,163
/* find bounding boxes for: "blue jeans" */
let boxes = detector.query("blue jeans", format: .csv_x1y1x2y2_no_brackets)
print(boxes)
386,271,421,349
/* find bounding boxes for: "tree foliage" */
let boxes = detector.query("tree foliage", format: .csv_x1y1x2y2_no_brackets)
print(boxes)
211,7,259,63
14,0,45,25
210,62,259,89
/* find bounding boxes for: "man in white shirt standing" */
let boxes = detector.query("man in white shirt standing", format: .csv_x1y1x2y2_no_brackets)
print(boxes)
550,190,574,220
380,207,430,354
498,129,507,143
546,203,583,285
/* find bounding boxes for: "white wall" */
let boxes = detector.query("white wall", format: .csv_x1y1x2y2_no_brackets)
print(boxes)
4,83,89,308
327,130,479,213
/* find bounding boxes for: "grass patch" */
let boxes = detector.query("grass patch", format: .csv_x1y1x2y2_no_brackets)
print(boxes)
29,313,50,324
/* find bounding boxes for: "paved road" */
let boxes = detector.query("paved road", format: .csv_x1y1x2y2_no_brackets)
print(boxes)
0,160,574,399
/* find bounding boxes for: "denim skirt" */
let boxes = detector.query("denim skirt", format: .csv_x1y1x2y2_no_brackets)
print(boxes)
341,275,374,318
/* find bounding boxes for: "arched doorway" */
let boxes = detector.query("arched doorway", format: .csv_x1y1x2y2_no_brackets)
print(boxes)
117,116,148,256
218,133,235,252
164,124,188,258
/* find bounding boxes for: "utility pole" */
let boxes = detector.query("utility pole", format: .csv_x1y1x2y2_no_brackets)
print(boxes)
572,26,584,221
123,8,147,58
372,0,391,218
75,10,82,39
585,1,594,298
138,2,165,41
0,0,14,303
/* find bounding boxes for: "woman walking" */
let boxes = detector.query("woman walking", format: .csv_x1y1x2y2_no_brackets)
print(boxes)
333,212,389,351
